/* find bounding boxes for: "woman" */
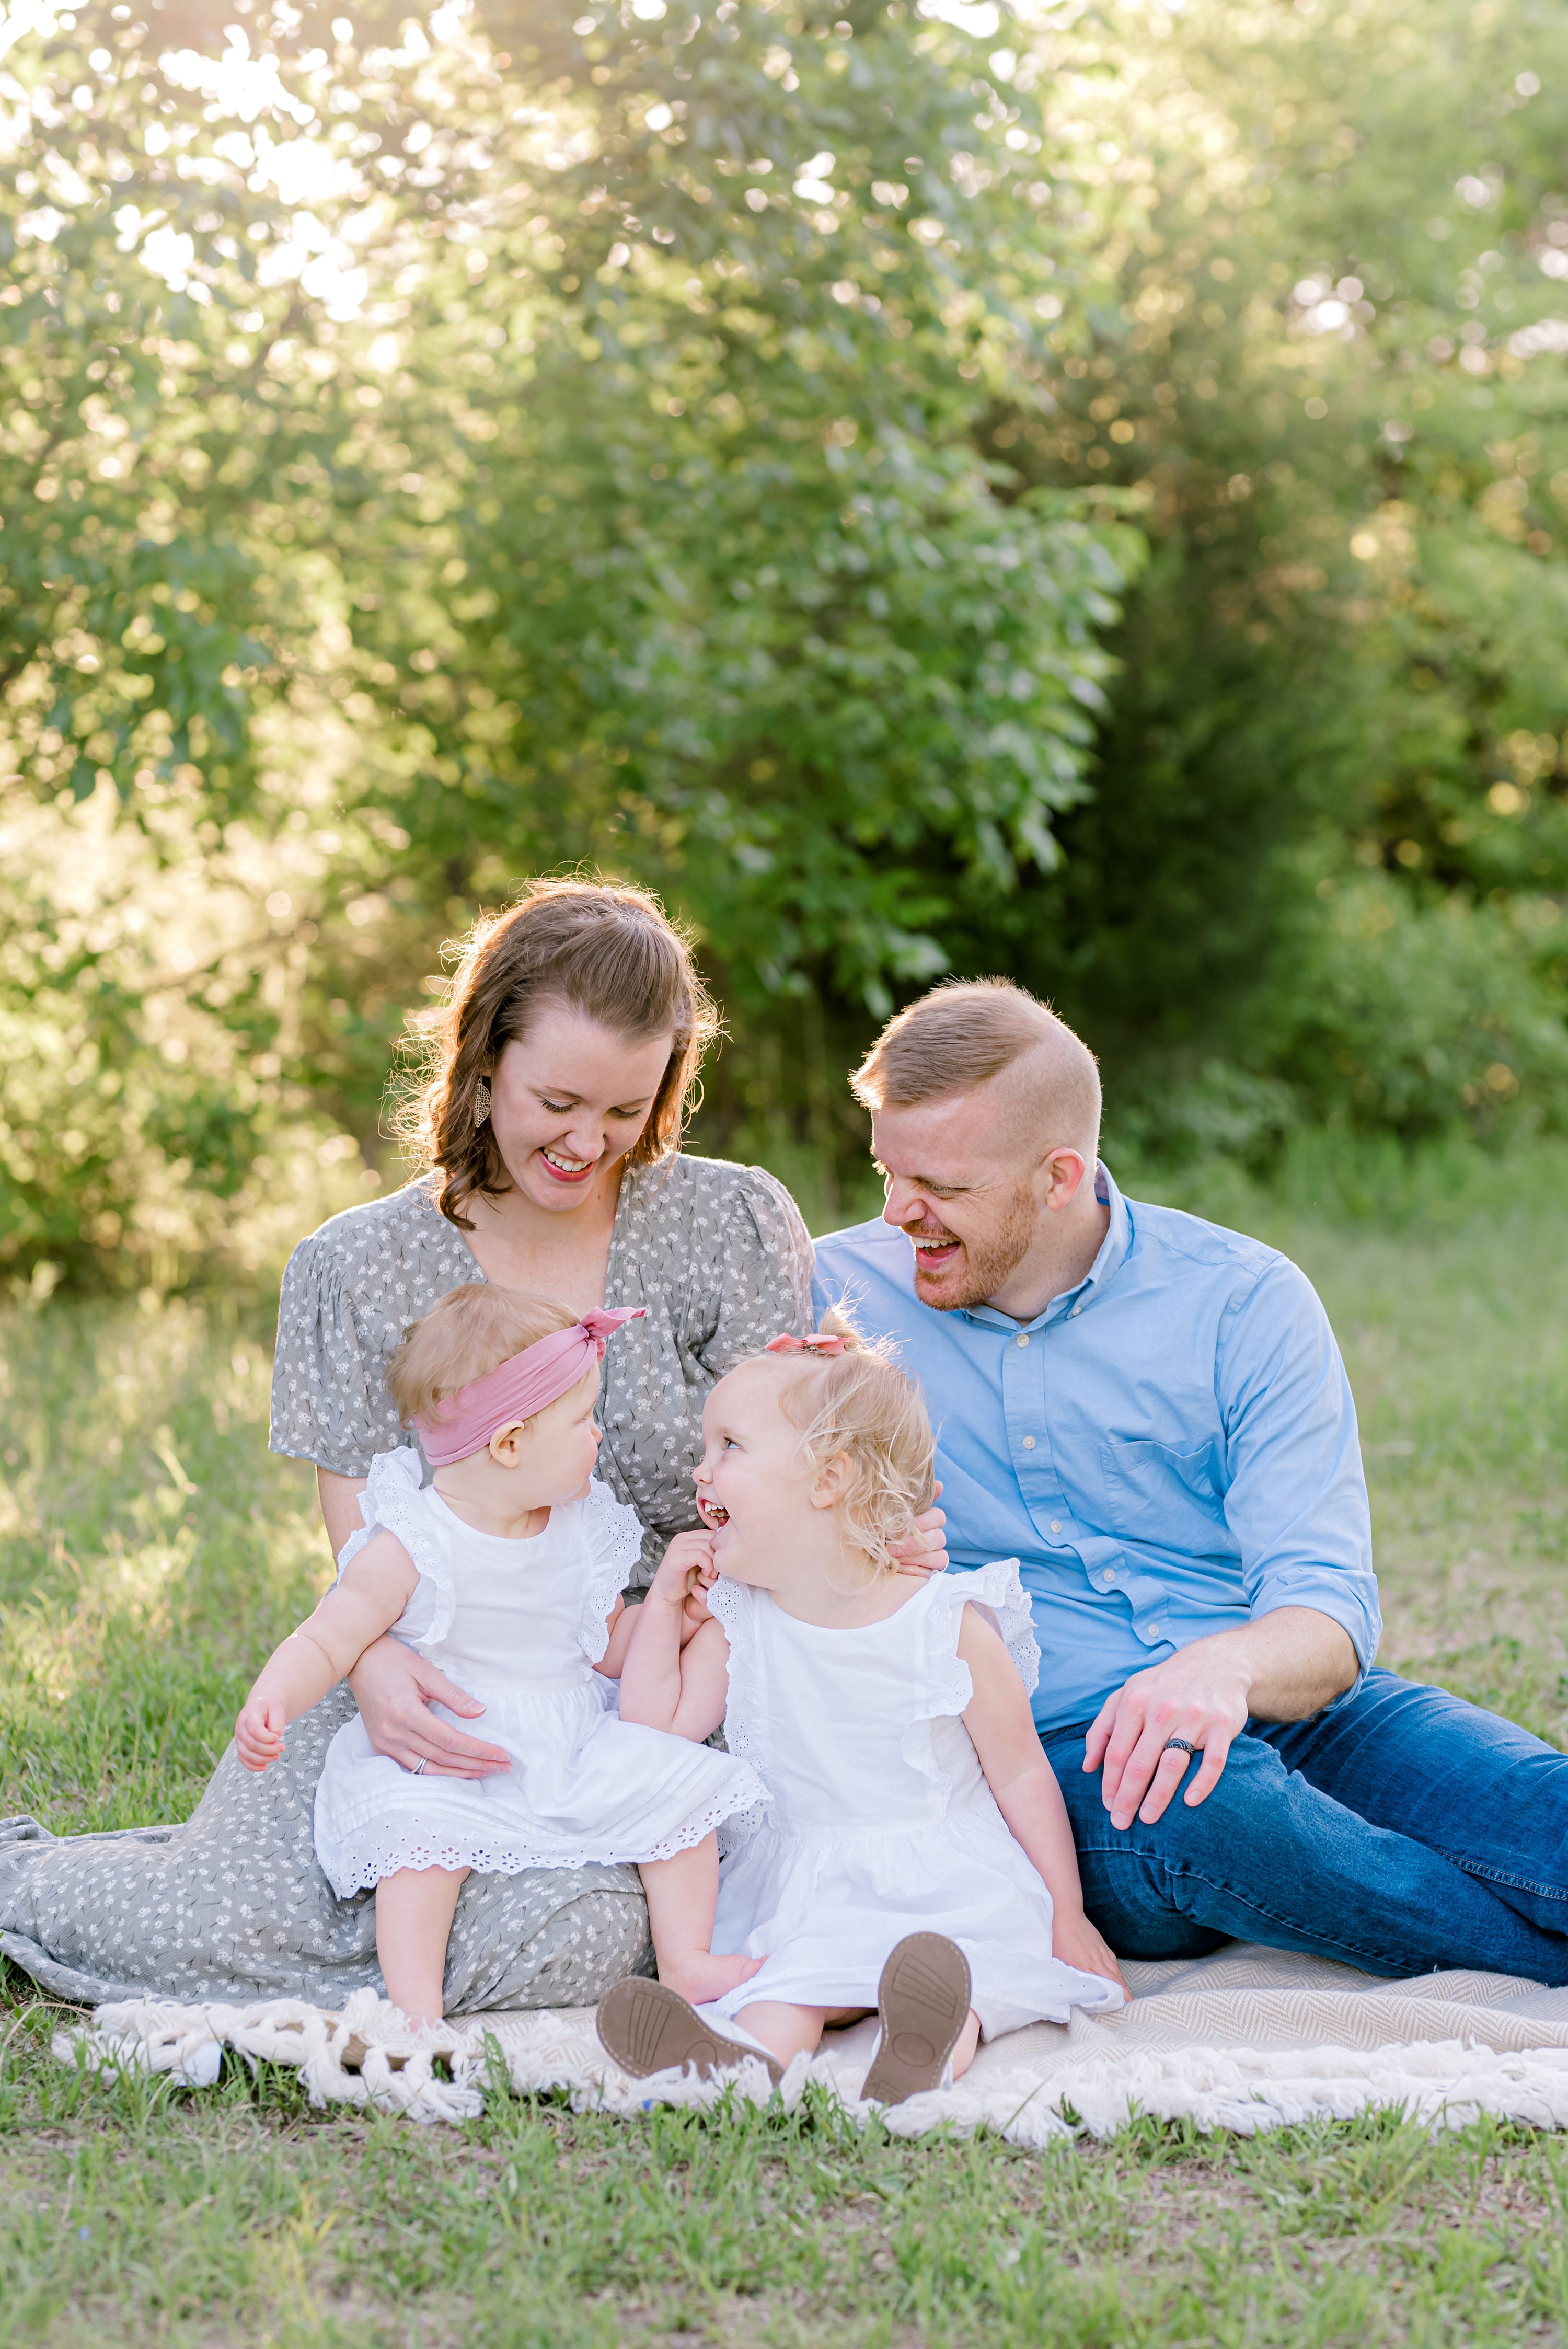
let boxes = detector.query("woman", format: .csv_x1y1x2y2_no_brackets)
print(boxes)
1,878,940,2015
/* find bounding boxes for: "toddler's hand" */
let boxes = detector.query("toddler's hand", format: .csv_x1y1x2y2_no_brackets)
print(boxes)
653,1531,719,1638
655,1530,715,1597
235,1695,286,1774
1051,1905,1129,1998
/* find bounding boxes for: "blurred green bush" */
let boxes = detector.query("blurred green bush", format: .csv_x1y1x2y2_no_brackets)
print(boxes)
3,0,1567,1284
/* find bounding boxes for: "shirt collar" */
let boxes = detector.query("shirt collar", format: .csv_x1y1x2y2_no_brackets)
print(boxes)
961,1161,1133,1334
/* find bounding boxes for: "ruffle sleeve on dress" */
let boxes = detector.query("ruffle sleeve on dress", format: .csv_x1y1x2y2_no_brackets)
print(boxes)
900,1560,1041,1807
335,1448,457,1651
269,1229,405,1477
937,1559,1041,1697
572,1479,650,1666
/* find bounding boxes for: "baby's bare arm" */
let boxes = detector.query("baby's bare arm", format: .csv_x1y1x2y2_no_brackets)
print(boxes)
619,1537,731,1742
235,1530,418,1770
595,1597,636,1679
959,1610,1127,1990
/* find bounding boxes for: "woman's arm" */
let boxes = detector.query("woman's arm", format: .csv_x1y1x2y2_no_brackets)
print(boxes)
235,1531,418,1771
618,1535,731,1742
959,1610,1127,1993
317,1468,367,1560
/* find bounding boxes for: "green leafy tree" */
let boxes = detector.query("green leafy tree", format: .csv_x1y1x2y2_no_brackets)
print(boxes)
979,0,1568,1150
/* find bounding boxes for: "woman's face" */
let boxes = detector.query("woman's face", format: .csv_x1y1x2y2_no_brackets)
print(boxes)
486,1002,675,1215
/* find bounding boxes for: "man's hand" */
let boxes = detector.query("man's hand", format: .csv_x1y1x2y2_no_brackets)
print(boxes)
349,1635,511,1779
887,1481,948,1580
1084,1648,1251,1829
1083,1610,1359,1830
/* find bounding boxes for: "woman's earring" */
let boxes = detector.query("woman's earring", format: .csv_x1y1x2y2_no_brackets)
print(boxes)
474,1078,492,1130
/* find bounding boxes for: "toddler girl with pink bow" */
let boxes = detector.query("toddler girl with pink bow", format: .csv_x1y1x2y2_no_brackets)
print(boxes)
234,1283,765,2024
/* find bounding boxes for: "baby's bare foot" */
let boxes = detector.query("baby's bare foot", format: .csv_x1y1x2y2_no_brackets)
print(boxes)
659,1951,764,2003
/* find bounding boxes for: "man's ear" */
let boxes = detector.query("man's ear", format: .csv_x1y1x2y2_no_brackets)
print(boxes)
808,1453,852,1511
489,1421,527,1465
1039,1146,1088,1212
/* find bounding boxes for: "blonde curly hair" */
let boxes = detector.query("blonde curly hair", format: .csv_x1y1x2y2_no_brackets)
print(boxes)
762,1306,936,1570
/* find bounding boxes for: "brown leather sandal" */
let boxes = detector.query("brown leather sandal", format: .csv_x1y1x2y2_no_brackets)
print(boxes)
859,1933,973,2106
595,1977,783,2088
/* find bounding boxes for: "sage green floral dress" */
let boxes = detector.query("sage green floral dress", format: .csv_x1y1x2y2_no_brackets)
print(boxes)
0,1154,813,2012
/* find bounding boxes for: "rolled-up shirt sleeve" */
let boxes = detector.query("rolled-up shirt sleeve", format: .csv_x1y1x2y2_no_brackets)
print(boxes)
1216,1255,1382,1673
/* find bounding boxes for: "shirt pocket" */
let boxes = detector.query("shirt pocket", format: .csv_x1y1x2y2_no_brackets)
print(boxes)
1097,1436,1224,1551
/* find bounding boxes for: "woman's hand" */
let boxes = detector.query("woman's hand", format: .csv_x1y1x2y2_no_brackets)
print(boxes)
235,1694,286,1774
348,1634,512,1779
1051,1905,1129,1998
886,1481,948,1580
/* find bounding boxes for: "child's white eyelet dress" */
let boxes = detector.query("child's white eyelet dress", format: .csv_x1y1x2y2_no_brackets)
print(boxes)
698,1562,1126,2039
312,1448,766,1897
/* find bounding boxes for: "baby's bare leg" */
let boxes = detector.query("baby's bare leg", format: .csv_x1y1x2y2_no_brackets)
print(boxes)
732,2001,838,2067
639,1835,762,2002
375,1865,469,2024
950,2010,982,2080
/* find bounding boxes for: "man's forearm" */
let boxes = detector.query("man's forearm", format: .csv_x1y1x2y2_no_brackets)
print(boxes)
1206,1606,1359,1723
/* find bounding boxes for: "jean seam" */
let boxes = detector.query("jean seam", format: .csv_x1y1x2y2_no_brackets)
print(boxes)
1077,1847,1471,1977
1446,1857,1568,1906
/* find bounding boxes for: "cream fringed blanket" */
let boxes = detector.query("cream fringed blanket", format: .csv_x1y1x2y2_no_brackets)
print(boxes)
57,1943,1568,2141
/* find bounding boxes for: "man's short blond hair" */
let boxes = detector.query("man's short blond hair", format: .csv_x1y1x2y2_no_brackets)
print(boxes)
850,980,1101,1158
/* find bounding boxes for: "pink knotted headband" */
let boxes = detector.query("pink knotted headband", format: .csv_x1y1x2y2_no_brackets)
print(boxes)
764,1332,849,1357
413,1306,645,1466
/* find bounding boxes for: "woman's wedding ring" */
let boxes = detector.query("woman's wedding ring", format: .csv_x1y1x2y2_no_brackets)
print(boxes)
410,1756,428,1775
1162,1737,1198,1756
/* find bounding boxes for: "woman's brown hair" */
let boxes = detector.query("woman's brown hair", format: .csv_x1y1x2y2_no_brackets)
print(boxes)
396,877,721,1228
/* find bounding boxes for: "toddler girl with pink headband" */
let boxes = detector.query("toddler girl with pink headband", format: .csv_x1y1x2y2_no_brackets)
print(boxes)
235,1283,766,2025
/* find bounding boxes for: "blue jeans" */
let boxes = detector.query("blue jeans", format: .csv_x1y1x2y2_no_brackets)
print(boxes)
1045,1669,1568,1983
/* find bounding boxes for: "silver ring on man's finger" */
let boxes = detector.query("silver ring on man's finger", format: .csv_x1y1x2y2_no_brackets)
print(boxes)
410,1756,428,1775
1162,1737,1198,1756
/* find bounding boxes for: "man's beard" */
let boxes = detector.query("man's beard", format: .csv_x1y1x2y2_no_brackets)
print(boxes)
907,1180,1037,1311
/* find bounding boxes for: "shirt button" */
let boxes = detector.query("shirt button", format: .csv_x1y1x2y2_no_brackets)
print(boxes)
1070,1304,1082,1317
1050,1519,1063,1534
1097,1570,1114,1588
1016,1333,1030,1348
1147,1623,1162,1640
1022,1435,1036,1450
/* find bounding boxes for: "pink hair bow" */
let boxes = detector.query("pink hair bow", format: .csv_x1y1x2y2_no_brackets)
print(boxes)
765,1331,849,1357
413,1305,645,1467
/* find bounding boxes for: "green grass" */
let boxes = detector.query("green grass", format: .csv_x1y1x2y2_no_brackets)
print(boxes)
3,1140,1567,2346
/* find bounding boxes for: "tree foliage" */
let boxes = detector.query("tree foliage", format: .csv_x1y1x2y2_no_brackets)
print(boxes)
975,0,1568,1150
5,0,1568,1284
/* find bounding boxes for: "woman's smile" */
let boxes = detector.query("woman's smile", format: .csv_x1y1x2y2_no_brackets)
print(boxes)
537,1143,597,1186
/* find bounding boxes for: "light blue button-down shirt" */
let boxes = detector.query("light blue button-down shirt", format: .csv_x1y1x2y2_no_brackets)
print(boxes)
811,1167,1380,1735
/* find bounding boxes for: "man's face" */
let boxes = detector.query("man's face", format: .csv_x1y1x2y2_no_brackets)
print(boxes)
872,1091,1043,1312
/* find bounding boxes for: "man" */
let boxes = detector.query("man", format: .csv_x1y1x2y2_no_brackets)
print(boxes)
813,978,1568,1980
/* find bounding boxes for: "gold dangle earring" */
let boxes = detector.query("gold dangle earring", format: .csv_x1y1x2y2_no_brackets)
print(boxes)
474,1078,492,1129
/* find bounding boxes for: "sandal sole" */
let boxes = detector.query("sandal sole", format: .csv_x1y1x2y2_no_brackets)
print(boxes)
860,1932,972,2107
595,1977,782,2087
